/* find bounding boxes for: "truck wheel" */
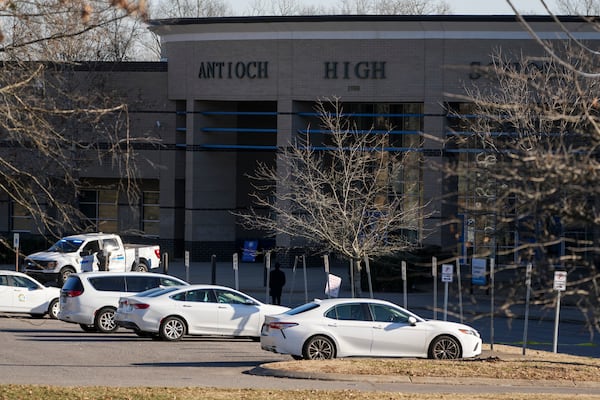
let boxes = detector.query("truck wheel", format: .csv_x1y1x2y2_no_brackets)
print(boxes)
58,267,76,286
132,261,148,272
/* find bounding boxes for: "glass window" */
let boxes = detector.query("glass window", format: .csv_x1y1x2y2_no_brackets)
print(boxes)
160,277,186,287
142,191,160,236
125,276,159,292
11,275,39,290
81,240,100,256
182,289,215,303
369,304,410,323
325,303,369,321
215,289,251,304
79,189,118,233
89,276,126,292
11,202,32,232
0,275,7,286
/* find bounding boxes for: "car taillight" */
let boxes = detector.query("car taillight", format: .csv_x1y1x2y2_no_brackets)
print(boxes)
154,248,160,259
268,322,298,330
64,290,83,297
132,303,150,309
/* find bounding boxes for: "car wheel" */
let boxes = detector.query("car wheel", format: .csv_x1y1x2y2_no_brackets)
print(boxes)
159,316,186,341
429,335,462,360
80,324,97,332
58,267,75,286
132,262,148,272
48,298,60,319
94,307,118,333
302,335,336,360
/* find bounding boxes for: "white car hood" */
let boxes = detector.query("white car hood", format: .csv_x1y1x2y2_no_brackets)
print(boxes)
419,319,477,333
27,251,72,261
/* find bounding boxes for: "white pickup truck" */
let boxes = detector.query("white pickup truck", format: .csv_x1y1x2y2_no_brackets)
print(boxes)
23,233,161,286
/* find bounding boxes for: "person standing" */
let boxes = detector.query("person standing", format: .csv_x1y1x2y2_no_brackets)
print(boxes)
269,262,286,305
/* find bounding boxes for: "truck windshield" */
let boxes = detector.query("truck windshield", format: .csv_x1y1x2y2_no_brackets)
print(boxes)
48,239,83,253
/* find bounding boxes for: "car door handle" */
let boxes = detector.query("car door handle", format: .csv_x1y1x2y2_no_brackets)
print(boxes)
218,305,228,309
327,323,337,327
182,305,192,308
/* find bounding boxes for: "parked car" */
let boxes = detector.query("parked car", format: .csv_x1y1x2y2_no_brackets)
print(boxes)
115,284,289,341
24,233,162,285
0,270,60,319
58,272,188,333
260,298,482,360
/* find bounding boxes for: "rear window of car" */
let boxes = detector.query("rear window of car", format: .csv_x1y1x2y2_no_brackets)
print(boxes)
88,276,126,292
62,276,84,292
284,302,320,316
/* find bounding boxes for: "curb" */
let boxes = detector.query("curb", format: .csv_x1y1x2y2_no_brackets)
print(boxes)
250,363,600,388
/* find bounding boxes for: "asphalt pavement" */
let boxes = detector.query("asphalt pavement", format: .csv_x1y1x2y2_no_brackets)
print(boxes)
2,259,600,393
3,256,599,357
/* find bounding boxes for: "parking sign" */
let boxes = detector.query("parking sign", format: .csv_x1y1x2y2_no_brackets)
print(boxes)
553,271,567,291
441,263,453,283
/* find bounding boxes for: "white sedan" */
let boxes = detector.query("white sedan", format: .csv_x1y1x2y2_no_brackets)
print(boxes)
115,284,289,341
261,298,482,360
0,270,60,319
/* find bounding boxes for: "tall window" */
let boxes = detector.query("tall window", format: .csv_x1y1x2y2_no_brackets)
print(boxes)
142,191,160,236
11,202,32,232
79,190,118,232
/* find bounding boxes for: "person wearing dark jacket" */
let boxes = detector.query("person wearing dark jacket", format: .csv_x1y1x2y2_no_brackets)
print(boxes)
269,262,286,305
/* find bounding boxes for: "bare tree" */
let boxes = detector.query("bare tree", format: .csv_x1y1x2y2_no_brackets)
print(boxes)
245,0,449,16
446,40,600,332
0,0,156,246
338,0,451,14
0,1,148,61
236,99,429,294
246,0,333,15
153,0,230,18
556,0,600,15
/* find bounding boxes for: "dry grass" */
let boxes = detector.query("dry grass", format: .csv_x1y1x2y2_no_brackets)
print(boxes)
0,386,598,400
268,344,600,382
2,345,600,399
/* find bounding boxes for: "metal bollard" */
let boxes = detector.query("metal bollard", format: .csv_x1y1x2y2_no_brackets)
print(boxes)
211,254,216,284
163,252,169,275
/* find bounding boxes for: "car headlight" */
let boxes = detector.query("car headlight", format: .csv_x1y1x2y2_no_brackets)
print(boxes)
459,328,480,338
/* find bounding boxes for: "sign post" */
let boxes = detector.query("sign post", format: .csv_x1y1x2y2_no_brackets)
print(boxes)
432,256,437,320
264,252,271,304
522,262,532,355
324,255,330,299
401,261,407,308
184,251,190,283
13,233,19,271
441,263,453,321
553,270,567,353
232,253,239,290
456,258,463,323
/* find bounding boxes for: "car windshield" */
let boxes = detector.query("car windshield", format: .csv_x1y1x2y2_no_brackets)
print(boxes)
48,239,83,253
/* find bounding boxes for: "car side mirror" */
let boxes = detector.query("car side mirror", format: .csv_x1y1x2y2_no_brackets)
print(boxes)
408,316,417,326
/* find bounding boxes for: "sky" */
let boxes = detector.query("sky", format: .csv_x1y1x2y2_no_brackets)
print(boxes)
227,0,562,15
